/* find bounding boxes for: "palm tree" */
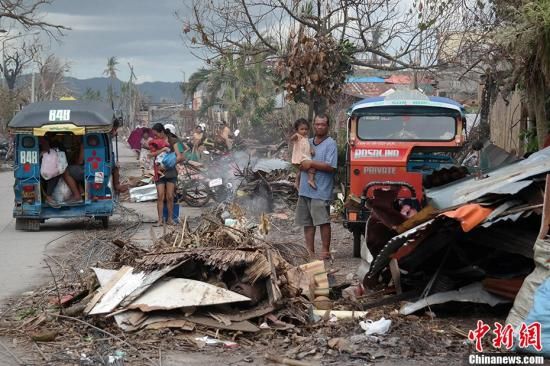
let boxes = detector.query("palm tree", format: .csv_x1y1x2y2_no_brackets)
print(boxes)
103,56,119,107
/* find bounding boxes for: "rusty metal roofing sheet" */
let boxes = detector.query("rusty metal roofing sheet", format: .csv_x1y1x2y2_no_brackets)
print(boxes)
427,147,550,210
342,82,393,98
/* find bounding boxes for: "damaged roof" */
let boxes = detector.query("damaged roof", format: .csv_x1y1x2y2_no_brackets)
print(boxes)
427,147,550,210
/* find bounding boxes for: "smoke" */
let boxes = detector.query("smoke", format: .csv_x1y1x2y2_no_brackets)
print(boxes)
205,150,291,216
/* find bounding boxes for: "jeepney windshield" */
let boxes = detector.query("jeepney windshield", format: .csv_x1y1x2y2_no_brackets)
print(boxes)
356,106,459,141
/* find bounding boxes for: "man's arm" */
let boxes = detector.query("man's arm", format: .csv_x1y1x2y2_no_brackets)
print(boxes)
300,140,337,172
300,160,334,172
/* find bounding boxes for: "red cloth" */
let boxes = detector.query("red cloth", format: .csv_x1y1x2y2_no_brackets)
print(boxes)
127,127,150,151
150,138,170,182
148,138,170,153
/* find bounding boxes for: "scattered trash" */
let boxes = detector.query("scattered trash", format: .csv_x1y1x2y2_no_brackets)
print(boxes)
312,310,369,320
359,317,392,335
30,330,58,342
129,184,157,202
195,336,239,348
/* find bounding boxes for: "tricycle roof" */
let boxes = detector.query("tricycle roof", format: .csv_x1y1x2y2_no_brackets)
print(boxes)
348,90,464,115
8,100,115,131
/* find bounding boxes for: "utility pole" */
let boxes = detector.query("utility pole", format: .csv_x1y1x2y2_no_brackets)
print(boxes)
31,71,35,102
128,63,137,129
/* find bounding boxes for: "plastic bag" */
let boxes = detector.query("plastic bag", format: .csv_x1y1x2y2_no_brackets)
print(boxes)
162,152,177,169
57,149,68,174
359,317,392,335
40,149,60,180
52,178,72,203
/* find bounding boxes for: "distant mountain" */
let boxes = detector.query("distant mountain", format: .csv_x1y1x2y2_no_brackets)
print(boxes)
63,76,185,103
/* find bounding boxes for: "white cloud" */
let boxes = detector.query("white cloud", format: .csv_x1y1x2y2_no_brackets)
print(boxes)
40,2,205,82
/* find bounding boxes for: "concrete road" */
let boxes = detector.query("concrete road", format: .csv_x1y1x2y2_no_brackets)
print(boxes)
0,143,137,305
0,169,75,306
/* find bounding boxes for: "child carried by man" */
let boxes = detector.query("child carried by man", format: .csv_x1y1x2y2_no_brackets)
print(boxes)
290,118,316,190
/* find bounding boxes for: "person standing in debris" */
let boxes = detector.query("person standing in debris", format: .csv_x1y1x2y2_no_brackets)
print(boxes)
189,125,204,161
220,121,233,151
295,114,337,260
150,123,184,226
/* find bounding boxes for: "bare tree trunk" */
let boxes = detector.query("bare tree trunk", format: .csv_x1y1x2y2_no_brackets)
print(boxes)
525,76,548,149
307,99,314,122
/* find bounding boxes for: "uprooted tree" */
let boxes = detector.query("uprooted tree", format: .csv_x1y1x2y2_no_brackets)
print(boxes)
180,0,486,117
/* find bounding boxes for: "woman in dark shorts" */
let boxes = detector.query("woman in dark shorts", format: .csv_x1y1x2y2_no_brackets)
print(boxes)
150,123,184,226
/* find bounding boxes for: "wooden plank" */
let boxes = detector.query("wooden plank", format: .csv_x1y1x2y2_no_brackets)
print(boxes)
126,278,250,312
119,263,183,307
140,314,195,331
266,250,282,304
186,315,260,333
299,260,329,297
89,267,145,315
210,305,275,322
85,266,135,315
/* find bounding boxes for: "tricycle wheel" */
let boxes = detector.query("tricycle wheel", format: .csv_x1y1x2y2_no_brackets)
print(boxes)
15,218,40,232
181,180,210,207
353,228,363,258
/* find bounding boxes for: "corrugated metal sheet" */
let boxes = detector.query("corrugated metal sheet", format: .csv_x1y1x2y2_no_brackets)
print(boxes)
342,82,393,98
427,147,550,210
252,158,290,173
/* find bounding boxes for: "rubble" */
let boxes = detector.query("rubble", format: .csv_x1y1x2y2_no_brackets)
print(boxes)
233,157,297,213
361,147,550,318
49,204,316,340
7,146,548,364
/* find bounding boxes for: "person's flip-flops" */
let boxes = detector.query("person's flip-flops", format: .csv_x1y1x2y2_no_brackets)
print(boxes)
46,198,61,208
152,222,163,227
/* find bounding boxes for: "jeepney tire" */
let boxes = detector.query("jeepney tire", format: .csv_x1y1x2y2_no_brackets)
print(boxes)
353,229,363,258
100,216,109,229
16,218,40,232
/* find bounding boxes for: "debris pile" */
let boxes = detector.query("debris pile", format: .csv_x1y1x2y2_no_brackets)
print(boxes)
78,205,320,335
234,157,297,213
361,147,550,315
